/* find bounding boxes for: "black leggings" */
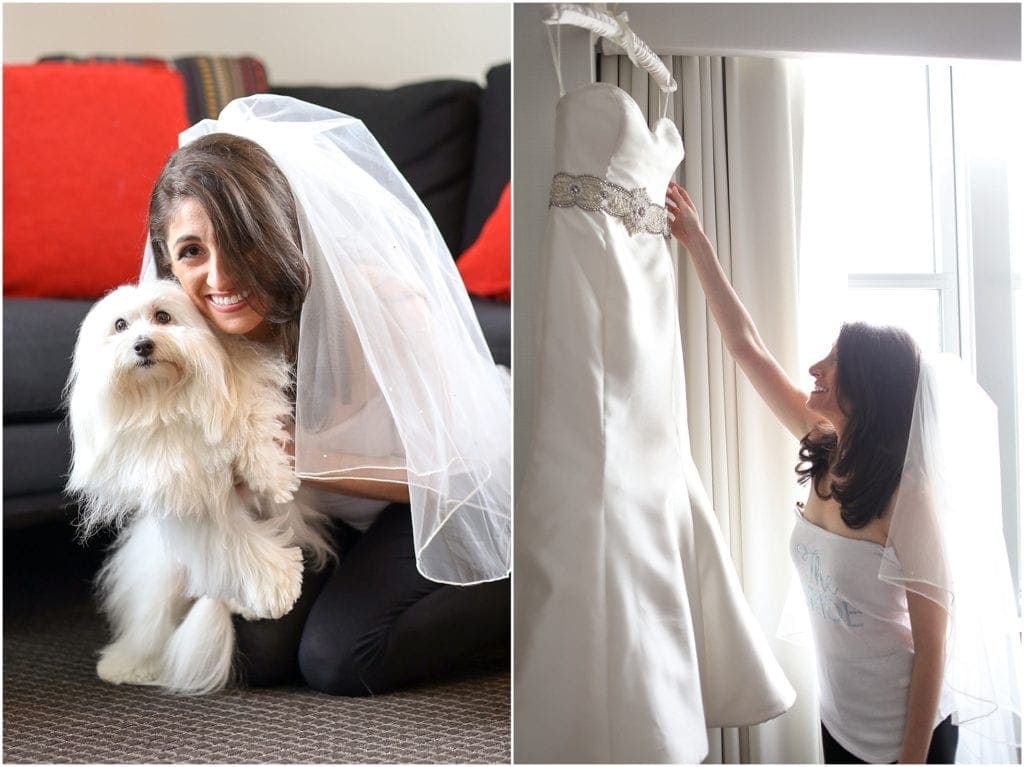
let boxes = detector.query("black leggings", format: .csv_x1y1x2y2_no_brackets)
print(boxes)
821,716,958,764
233,502,510,696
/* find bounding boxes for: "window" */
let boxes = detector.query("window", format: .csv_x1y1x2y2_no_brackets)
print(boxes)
797,56,1023,606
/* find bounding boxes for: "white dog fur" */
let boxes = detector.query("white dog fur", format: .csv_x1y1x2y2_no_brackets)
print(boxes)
65,280,332,694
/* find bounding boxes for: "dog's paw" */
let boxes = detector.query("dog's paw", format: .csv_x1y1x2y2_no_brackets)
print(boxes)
97,645,162,686
238,544,304,620
244,460,299,505
270,473,299,505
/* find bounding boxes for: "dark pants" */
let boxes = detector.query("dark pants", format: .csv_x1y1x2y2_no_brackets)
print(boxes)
822,716,958,764
233,502,510,696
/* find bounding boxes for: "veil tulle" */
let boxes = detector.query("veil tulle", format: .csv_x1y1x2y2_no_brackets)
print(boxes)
882,354,1021,763
142,95,511,585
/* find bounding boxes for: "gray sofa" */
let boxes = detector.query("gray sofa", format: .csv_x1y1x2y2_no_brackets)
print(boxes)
3,63,510,530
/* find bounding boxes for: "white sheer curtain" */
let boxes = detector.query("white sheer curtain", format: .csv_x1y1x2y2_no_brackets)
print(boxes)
600,53,821,764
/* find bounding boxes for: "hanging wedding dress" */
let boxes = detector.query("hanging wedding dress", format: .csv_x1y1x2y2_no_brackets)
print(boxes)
515,81,795,764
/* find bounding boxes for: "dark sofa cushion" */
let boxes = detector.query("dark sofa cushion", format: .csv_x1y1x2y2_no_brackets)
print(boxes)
270,80,481,255
462,63,511,253
4,421,72,509
4,298,95,422
470,296,511,369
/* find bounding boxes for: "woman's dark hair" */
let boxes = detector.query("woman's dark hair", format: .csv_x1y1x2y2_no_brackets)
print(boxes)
148,133,309,360
796,322,921,528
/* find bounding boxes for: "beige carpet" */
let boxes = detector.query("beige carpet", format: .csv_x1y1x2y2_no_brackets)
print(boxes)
3,521,510,764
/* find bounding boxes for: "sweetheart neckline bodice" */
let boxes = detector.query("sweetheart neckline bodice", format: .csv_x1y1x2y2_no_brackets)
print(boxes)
552,82,684,199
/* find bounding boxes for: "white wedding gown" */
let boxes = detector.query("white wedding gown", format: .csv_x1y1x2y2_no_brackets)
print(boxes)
515,82,796,764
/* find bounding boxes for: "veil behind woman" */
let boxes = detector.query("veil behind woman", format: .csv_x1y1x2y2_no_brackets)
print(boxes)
143,95,510,586
883,354,1021,763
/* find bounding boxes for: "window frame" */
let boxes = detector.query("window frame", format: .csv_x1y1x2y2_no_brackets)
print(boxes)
844,66,962,355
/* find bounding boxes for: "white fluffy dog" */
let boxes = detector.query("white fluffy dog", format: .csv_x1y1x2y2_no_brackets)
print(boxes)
65,280,332,694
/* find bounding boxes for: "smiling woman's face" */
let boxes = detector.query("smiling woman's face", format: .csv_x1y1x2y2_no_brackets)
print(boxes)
807,344,846,428
166,198,270,340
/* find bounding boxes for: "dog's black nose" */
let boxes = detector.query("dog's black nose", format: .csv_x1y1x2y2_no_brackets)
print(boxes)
134,338,155,358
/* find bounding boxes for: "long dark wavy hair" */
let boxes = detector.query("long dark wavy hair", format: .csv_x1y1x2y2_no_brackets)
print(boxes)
148,133,309,361
796,322,921,528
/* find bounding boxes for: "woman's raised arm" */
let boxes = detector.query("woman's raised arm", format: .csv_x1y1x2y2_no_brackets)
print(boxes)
666,182,820,440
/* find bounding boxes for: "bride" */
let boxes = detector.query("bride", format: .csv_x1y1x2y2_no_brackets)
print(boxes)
142,94,511,694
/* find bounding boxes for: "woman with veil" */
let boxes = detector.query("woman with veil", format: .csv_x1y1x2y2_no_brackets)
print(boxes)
141,95,511,694
667,181,1020,763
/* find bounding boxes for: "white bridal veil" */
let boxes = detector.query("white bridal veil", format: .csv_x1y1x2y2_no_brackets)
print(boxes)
142,95,511,585
882,354,1021,763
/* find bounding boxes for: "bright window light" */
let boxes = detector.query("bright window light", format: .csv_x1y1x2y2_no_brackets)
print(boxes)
801,59,936,277
845,288,943,355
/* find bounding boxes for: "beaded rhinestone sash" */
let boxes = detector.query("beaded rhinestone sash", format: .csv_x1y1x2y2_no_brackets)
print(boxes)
549,172,671,239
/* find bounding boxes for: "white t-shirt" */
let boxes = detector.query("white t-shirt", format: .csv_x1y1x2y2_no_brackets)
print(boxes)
789,507,954,762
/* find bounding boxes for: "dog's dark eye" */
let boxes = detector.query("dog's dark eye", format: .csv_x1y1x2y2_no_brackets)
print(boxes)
154,310,172,325
114,318,128,333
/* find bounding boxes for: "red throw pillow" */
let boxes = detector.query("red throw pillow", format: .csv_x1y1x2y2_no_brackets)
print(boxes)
3,63,189,298
456,183,510,302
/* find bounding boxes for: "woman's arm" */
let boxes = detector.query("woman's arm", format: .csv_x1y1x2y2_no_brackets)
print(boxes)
666,182,820,440
899,591,948,762
303,475,410,504
282,430,411,504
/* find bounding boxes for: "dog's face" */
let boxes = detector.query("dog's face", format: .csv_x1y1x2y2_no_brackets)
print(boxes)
71,280,229,399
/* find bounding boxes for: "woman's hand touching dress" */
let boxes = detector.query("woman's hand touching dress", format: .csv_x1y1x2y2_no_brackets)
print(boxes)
665,182,706,250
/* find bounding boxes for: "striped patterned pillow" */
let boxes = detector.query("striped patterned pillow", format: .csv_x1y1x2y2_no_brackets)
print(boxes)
172,56,268,123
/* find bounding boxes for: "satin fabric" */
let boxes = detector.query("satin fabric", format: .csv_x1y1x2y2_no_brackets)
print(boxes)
515,83,795,764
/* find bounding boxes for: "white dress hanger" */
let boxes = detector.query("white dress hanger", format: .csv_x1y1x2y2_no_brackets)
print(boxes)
541,3,677,97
